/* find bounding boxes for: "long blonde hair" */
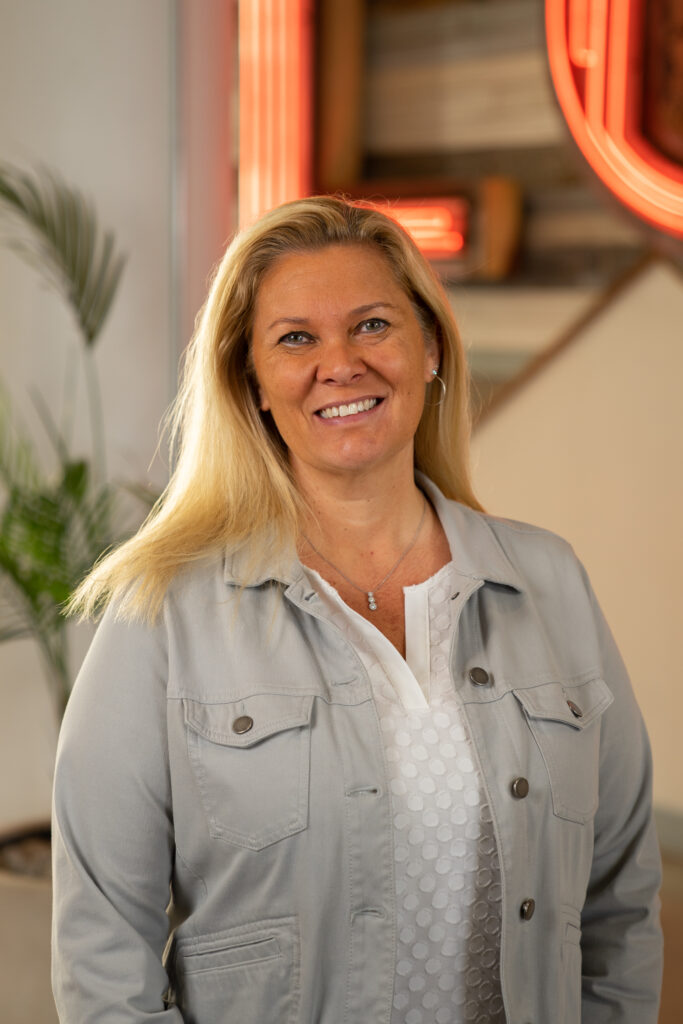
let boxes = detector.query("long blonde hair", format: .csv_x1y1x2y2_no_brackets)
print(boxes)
70,196,482,622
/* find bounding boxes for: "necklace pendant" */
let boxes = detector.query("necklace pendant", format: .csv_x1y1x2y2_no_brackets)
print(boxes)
367,591,377,611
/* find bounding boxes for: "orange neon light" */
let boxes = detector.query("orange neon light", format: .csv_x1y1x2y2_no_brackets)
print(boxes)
238,8,466,260
568,0,594,67
365,200,467,259
546,0,683,238
238,0,312,228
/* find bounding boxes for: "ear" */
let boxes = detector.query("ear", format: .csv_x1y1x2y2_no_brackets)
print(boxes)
252,371,270,412
246,339,270,411
423,333,441,381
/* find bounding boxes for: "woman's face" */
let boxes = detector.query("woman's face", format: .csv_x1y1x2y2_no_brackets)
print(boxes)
250,243,439,488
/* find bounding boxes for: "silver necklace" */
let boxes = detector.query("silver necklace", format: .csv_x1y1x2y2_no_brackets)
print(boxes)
303,495,427,612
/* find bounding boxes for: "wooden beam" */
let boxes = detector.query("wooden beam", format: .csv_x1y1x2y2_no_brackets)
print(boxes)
474,253,656,425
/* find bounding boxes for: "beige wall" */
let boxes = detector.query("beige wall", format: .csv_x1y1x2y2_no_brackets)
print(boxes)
470,261,683,815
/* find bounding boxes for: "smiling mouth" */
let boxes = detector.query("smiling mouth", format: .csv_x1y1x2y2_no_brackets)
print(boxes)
317,397,382,420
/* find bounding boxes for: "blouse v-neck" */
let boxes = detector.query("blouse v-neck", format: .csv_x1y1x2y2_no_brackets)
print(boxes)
302,560,455,710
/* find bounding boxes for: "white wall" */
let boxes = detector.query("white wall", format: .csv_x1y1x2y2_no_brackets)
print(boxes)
0,0,237,833
0,0,175,483
0,0,175,833
177,0,238,348
471,261,683,815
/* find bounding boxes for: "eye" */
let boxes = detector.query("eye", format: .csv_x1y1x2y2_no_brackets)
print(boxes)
357,318,389,334
278,330,314,346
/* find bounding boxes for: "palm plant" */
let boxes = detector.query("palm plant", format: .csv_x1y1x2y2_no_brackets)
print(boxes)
0,164,127,715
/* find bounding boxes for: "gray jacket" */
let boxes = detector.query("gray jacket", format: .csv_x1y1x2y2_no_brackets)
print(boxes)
52,478,663,1023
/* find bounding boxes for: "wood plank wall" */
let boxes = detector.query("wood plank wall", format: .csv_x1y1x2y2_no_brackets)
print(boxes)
357,0,648,286
365,0,560,154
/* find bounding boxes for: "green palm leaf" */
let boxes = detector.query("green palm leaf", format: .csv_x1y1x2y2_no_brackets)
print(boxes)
0,386,41,494
0,164,134,714
0,164,126,346
0,574,35,644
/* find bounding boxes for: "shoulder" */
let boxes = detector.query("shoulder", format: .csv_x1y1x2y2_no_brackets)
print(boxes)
421,474,578,573
427,476,585,596
66,554,228,727
163,550,230,613
437,497,624,689
478,509,579,570
81,553,226,670
473,506,591,604
430,489,603,665
478,507,574,547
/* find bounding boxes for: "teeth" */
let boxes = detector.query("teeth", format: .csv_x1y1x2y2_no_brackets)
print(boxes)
319,398,378,419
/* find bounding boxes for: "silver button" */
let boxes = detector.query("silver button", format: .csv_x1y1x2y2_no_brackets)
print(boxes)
469,667,490,686
520,898,536,920
511,777,529,799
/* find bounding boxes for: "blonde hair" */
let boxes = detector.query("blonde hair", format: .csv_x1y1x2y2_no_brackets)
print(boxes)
71,196,482,622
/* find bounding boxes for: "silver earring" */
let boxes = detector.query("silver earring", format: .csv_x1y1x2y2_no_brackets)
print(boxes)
426,367,446,406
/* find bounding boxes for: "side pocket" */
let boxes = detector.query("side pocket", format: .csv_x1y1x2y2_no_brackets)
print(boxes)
175,916,300,1024
514,677,613,823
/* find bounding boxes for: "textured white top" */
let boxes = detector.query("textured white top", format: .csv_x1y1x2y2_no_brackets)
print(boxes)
304,562,505,1024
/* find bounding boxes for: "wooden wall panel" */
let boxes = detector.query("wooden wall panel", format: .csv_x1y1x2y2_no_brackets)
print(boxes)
365,0,561,152
366,50,563,152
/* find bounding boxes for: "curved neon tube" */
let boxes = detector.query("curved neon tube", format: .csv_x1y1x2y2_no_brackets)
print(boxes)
546,0,683,238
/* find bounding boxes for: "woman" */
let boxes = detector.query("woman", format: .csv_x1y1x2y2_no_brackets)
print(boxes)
52,197,662,1023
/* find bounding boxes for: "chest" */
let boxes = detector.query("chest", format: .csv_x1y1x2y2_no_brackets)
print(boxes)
331,582,407,654
301,530,452,658
168,579,608,916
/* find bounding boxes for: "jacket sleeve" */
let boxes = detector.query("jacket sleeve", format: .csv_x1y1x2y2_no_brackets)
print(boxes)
579,571,663,1022
52,607,184,1022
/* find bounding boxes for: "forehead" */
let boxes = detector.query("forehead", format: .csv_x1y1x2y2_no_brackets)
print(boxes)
254,244,408,314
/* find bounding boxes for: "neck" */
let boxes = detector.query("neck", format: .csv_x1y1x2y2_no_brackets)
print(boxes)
295,457,426,561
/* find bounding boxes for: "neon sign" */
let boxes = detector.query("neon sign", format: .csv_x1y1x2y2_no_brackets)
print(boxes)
361,199,467,260
238,0,312,229
546,0,683,238
237,3,467,261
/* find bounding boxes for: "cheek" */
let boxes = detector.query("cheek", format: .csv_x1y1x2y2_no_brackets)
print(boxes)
251,352,287,415
255,366,305,421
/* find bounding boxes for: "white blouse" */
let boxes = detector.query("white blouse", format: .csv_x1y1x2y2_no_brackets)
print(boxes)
303,562,505,1024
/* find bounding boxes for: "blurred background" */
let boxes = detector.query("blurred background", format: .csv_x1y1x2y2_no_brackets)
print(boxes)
0,1,681,1020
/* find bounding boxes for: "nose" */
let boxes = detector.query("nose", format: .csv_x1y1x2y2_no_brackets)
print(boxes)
316,335,366,386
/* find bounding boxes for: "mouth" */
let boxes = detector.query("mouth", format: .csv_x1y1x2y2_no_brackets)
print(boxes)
316,397,383,420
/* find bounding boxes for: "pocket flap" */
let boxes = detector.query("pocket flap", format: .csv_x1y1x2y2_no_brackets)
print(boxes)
515,677,613,730
184,693,314,748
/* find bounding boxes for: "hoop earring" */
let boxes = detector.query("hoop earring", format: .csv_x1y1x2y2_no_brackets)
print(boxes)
426,367,446,407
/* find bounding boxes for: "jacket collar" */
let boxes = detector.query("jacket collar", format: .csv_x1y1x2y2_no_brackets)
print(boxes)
416,474,523,593
223,535,301,589
223,474,523,594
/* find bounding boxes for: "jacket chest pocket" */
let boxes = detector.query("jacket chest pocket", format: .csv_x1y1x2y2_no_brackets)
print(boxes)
514,677,613,824
184,694,314,850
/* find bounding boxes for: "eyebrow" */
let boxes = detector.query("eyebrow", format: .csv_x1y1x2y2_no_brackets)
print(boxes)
267,302,400,332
